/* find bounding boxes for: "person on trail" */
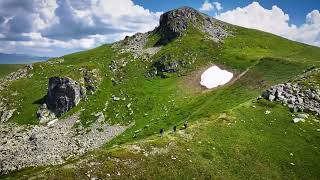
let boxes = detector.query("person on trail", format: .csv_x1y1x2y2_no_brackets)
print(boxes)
173,126,177,132
160,128,164,136
184,121,188,129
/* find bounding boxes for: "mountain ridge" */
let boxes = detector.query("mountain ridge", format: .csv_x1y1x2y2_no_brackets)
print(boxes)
0,52,51,64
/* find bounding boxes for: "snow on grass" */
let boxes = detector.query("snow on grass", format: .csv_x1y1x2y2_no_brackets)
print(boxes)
200,66,233,89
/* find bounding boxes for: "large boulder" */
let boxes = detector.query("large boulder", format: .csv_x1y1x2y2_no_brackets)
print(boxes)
46,77,85,116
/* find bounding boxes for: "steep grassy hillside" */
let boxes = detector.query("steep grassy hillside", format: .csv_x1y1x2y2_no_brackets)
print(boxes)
1,7,320,179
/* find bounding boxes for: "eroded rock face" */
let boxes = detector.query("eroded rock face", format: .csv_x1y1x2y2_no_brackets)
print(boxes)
46,77,85,116
157,6,229,44
158,6,197,43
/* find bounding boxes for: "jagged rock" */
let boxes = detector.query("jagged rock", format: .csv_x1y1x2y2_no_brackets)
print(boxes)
0,109,15,123
46,77,85,116
36,104,56,124
148,55,191,78
83,69,97,94
157,6,229,44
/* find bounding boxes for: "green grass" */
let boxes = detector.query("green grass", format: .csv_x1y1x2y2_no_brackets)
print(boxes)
1,22,320,179
0,64,24,79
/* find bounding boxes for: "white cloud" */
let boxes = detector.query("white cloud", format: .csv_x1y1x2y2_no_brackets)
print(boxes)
200,1,214,11
0,0,162,57
216,2,320,47
213,2,222,11
200,1,222,12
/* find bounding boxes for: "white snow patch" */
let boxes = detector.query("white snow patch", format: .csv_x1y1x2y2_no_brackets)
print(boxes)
200,66,233,89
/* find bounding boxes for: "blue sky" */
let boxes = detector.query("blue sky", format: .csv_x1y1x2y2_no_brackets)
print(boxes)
133,0,320,25
0,0,319,57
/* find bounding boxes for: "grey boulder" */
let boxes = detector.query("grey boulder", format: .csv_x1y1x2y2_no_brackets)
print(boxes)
46,77,85,117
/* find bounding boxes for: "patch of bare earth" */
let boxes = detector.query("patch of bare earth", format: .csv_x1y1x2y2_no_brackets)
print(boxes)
179,64,248,94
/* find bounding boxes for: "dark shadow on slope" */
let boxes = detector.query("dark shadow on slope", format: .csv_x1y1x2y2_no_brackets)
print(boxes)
32,95,47,105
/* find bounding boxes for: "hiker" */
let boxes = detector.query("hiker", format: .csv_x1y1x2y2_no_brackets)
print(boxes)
184,121,188,129
160,128,164,136
173,126,177,132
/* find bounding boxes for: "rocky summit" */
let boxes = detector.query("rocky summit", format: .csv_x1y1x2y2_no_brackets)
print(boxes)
156,6,229,44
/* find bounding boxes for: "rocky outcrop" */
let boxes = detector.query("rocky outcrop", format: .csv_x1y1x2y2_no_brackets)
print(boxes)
156,6,229,44
112,32,162,59
0,65,33,91
262,83,320,114
46,77,85,117
147,55,194,78
112,7,229,58
83,69,97,95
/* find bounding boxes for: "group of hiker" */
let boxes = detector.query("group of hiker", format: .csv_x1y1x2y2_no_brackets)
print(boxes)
160,121,188,136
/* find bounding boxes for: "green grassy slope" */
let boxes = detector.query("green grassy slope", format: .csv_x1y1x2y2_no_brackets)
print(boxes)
1,22,320,179
6,64,320,178
0,64,24,79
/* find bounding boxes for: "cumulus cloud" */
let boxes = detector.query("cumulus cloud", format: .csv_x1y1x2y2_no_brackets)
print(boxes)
200,1,222,12
0,0,161,56
216,2,320,47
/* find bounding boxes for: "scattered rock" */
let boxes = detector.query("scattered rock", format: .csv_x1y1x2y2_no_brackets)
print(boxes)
0,113,130,175
0,65,33,90
37,104,56,124
262,82,320,115
112,95,120,101
112,32,161,58
293,117,304,123
297,113,309,119
292,114,309,124
0,109,16,123
82,69,98,94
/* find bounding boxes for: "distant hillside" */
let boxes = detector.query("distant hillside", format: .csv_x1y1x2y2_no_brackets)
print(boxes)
0,53,51,64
